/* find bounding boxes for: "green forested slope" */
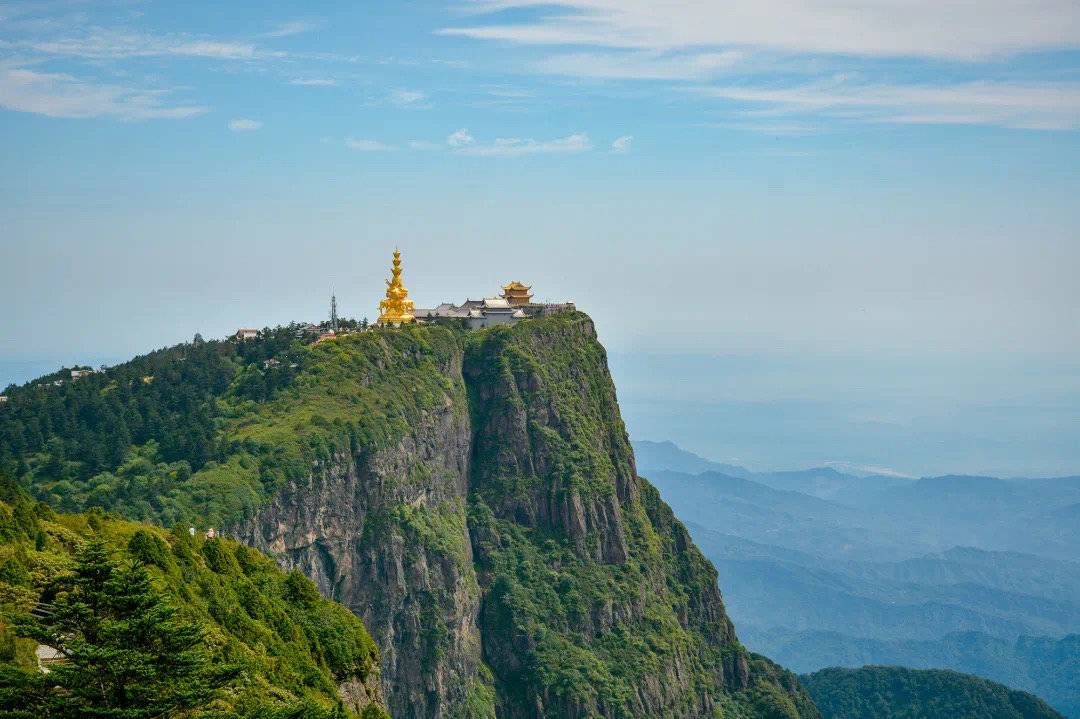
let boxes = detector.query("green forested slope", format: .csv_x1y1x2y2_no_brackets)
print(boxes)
0,476,387,718
0,327,299,526
0,323,459,530
802,666,1064,719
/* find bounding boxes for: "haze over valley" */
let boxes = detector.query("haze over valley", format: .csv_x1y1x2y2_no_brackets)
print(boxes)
636,440,1080,717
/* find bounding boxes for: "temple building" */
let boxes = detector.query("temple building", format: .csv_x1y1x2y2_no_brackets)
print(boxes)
501,281,533,306
415,291,575,329
415,297,528,328
376,248,574,329
377,249,416,325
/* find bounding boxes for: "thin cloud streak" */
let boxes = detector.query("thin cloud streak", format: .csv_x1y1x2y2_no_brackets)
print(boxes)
24,30,258,60
457,132,592,157
345,137,396,151
349,129,593,157
694,80,1080,130
261,20,321,39
535,50,744,81
288,78,338,86
0,66,206,120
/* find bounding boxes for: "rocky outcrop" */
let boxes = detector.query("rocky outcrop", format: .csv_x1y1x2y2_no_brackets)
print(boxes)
464,315,632,565
235,312,818,718
339,673,387,717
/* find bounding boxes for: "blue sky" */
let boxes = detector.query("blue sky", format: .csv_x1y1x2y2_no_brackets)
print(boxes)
2,0,1078,475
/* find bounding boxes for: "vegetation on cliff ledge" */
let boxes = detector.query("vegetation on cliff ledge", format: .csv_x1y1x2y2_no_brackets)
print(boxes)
0,475,387,719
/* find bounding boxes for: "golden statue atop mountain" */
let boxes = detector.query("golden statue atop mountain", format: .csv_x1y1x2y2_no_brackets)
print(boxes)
377,249,416,325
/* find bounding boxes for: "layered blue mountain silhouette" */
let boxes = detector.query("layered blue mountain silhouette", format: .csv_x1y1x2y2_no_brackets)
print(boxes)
634,440,1080,718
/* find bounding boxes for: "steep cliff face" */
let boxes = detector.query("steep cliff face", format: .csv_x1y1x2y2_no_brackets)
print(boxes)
465,315,632,566
236,334,490,719
235,312,818,718
464,314,817,719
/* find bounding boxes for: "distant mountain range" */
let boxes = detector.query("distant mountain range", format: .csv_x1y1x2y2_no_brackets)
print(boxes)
634,440,1080,718
632,440,755,478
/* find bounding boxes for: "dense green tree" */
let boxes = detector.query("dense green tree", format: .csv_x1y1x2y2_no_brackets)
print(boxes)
0,483,387,718
0,328,302,486
802,665,1065,719
14,539,236,718
0,328,310,524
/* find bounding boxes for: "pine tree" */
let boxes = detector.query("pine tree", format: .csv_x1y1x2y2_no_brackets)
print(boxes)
17,538,236,718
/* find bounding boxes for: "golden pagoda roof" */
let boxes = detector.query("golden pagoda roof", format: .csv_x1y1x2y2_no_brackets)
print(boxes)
377,248,416,325
502,280,532,291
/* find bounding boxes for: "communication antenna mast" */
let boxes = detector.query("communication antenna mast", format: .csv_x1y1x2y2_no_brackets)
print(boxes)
330,292,339,332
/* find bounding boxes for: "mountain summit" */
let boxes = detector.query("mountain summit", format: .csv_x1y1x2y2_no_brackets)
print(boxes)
233,311,818,717
1,311,817,717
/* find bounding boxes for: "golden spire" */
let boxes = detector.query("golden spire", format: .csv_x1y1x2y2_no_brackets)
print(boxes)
377,248,416,325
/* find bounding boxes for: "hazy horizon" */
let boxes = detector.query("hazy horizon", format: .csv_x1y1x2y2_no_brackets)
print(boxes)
3,0,1078,480
4,339,1077,479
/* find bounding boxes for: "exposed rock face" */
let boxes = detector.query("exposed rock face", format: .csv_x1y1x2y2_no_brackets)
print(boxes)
237,312,818,718
339,673,387,717
236,350,486,719
465,315,632,566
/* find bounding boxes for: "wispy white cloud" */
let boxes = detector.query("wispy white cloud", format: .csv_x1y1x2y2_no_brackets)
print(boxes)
346,137,396,151
536,50,743,81
445,1,1080,132
261,20,321,39
24,30,257,60
289,78,337,87
446,0,1080,60
0,66,206,120
446,127,474,147
610,135,632,153
694,79,1080,131
228,118,262,132
375,129,596,156
389,88,429,107
457,132,592,157
704,120,821,136
485,86,533,99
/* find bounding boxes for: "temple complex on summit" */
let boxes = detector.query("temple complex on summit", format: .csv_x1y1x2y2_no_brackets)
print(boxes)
376,249,573,329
